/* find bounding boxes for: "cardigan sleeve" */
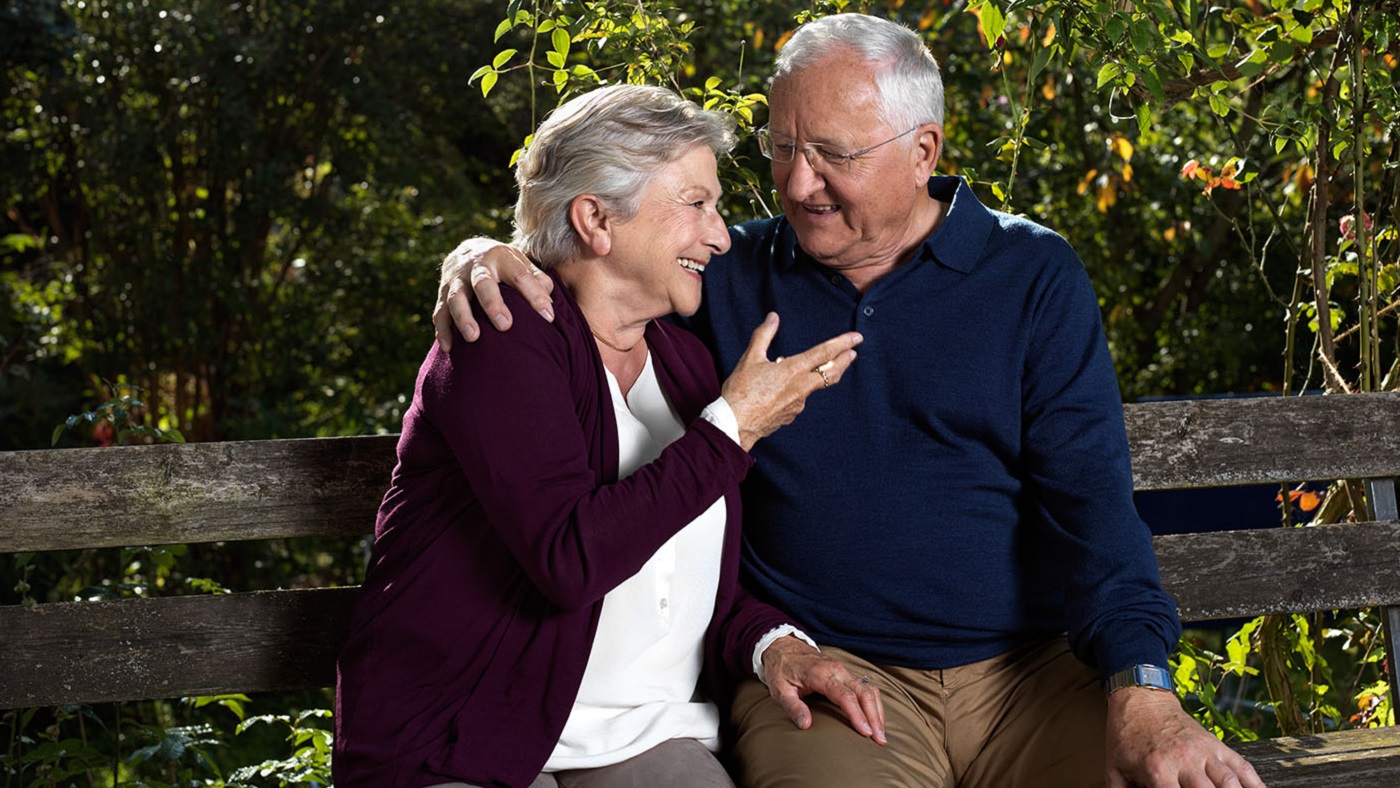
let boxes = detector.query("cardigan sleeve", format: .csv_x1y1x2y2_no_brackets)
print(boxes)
420,297,754,612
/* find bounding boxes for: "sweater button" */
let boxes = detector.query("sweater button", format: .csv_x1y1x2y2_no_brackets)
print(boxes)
863,305,875,317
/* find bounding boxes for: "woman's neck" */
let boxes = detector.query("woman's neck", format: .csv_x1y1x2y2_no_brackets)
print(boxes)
556,259,651,397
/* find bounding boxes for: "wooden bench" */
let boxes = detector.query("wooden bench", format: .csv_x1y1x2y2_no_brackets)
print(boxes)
3,393,1399,786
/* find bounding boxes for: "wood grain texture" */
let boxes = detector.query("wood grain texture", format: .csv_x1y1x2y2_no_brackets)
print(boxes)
1124,392,1400,490
0,435,397,552
1156,521,1400,621
4,394,1398,552
1232,728,1400,787
0,588,356,708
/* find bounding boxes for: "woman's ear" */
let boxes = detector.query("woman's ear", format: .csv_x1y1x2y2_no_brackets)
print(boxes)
569,195,612,257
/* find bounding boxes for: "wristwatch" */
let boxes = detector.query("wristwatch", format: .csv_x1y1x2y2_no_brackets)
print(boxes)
1104,664,1175,696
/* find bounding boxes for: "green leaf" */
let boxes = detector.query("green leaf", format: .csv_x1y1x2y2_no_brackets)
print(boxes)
705,76,722,91
493,18,513,42
1208,93,1230,117
552,27,571,58
1129,18,1154,55
1,233,38,252
480,70,498,98
492,48,517,69
546,51,565,68
552,68,568,92
1030,45,1053,83
468,65,491,85
1135,103,1151,136
1106,15,1126,42
1138,65,1164,102
51,424,65,446
978,2,1007,49
1096,63,1121,89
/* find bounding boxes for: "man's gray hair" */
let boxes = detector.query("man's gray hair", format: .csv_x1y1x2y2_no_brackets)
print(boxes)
512,84,737,268
774,13,944,130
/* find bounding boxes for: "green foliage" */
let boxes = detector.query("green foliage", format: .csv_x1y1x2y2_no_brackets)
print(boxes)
51,380,185,447
228,710,333,787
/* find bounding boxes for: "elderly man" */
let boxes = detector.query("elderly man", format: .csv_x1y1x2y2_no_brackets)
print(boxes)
433,13,1263,788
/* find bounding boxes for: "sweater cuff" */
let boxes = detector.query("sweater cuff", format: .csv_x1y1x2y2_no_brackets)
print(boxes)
1093,628,1174,680
751,625,819,683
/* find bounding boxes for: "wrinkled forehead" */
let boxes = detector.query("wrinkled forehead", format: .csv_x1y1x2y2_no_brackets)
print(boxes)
768,57,883,129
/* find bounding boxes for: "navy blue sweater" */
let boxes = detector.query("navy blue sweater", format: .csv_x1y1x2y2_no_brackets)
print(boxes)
679,176,1180,676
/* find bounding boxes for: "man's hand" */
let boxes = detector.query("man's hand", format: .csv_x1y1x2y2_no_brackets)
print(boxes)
432,238,555,351
1107,687,1265,788
760,635,887,745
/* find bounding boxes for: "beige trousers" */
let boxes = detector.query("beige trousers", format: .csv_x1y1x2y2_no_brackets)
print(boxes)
729,636,1109,788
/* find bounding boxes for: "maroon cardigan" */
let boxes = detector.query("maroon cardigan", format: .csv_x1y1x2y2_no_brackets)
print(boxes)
334,274,792,788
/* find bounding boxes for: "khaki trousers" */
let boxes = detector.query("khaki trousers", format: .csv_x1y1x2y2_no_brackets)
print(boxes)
729,636,1108,788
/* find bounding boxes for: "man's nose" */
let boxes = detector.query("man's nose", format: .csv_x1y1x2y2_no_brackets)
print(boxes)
779,149,827,202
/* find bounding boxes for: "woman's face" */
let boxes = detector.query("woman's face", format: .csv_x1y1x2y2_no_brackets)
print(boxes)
604,145,731,318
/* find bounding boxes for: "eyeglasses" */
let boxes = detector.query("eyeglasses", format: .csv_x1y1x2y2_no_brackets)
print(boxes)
756,125,921,173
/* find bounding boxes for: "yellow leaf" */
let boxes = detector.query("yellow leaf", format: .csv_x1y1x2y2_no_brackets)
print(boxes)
1041,77,1056,101
1076,168,1098,196
775,29,794,52
1096,184,1117,212
1120,162,1134,183
1110,135,1134,161
1042,23,1057,47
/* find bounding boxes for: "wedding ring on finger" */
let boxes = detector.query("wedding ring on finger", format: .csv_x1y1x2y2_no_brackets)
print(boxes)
814,359,835,389
469,264,493,285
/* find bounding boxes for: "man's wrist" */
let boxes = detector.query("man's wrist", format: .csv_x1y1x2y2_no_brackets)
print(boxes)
1104,664,1175,696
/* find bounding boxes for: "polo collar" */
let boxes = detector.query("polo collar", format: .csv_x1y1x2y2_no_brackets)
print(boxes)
776,175,995,276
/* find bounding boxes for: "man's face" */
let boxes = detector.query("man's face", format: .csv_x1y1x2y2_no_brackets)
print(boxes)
767,50,940,277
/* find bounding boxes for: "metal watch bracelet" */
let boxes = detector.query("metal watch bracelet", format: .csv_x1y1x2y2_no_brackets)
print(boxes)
1104,663,1175,696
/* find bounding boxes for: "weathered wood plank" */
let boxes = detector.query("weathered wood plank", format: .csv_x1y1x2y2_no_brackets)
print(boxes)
0,588,357,709
3,394,1399,552
5,522,1399,708
1156,520,1400,621
1232,727,1400,787
0,436,397,552
1125,392,1400,490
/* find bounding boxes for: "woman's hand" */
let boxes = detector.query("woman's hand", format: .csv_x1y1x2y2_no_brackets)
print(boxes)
432,238,555,350
760,636,887,745
722,313,862,451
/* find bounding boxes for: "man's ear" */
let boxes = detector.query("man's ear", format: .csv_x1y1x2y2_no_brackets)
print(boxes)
569,195,612,257
913,122,944,181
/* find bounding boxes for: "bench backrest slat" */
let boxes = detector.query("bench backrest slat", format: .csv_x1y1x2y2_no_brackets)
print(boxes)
0,435,398,552
0,588,356,708
6,522,1400,709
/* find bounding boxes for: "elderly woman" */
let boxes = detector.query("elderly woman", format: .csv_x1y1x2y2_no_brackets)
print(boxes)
333,85,867,788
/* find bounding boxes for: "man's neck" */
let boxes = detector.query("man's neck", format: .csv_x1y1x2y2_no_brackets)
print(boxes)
841,196,949,293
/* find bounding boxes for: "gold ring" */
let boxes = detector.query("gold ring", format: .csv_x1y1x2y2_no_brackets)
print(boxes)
815,360,834,389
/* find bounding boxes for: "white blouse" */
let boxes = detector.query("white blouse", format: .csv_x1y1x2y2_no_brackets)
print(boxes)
545,351,734,770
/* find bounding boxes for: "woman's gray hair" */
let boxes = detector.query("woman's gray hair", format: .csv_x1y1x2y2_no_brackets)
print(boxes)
512,84,736,268
773,13,944,130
